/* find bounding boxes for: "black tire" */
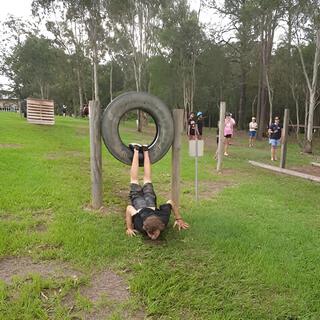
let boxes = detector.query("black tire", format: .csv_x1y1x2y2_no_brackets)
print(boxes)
101,92,174,166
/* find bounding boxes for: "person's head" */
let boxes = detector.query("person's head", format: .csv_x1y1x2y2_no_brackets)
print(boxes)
252,117,256,122
189,112,195,119
143,215,165,240
225,112,231,118
197,111,203,118
274,116,280,124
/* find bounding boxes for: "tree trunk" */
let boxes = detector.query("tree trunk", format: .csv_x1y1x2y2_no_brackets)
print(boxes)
305,29,320,152
109,60,113,102
238,71,246,129
93,45,99,102
77,68,84,116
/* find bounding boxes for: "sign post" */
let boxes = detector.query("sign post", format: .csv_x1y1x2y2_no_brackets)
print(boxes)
189,138,204,201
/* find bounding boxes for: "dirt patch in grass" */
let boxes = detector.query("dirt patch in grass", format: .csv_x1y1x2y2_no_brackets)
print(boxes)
63,269,145,320
289,165,320,177
80,270,130,303
0,257,82,284
0,213,23,221
0,143,22,148
75,127,89,136
180,180,234,200
45,151,85,160
156,179,234,201
32,221,48,233
0,256,145,319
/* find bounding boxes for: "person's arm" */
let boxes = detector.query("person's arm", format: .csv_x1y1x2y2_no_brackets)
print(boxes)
125,205,138,236
166,200,189,230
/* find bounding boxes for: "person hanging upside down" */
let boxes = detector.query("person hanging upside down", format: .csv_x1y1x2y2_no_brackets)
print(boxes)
125,144,189,240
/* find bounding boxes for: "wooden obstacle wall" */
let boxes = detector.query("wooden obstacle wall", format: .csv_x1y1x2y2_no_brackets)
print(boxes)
27,98,55,125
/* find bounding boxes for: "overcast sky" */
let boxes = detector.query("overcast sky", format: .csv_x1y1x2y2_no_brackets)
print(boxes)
0,0,33,20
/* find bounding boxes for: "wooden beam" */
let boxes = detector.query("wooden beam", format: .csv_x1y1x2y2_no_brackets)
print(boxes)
280,108,289,168
216,101,226,173
171,109,184,209
89,100,103,209
311,162,320,167
249,160,320,183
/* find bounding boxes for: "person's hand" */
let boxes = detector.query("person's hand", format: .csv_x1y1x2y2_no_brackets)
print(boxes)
126,228,137,237
174,219,189,230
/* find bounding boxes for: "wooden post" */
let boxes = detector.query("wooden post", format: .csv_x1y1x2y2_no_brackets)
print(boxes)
171,109,184,208
89,100,103,209
217,101,226,172
280,108,289,168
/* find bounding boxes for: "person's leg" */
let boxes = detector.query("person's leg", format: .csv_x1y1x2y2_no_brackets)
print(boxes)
224,137,229,155
143,148,151,184
271,146,276,160
130,148,140,184
274,144,278,160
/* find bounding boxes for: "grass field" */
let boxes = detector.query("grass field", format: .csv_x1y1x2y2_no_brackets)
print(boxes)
1,112,320,320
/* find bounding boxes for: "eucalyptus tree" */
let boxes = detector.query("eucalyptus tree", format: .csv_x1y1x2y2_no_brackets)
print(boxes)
250,0,286,138
5,35,68,99
0,16,39,96
159,0,204,116
107,0,167,130
292,0,320,153
205,0,258,128
32,0,109,102
33,2,89,115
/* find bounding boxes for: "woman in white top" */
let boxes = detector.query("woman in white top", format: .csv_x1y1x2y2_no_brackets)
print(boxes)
248,117,258,147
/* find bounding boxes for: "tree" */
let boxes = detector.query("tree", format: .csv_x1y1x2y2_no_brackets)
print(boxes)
293,0,320,152
4,35,68,100
159,0,204,117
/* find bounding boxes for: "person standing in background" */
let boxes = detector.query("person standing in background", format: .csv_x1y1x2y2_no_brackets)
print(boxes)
248,117,258,147
224,113,236,156
62,104,67,117
196,112,204,140
268,116,282,161
187,112,197,140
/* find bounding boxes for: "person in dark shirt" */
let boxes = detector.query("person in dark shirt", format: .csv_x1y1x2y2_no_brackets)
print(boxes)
196,112,204,139
187,112,197,140
268,116,282,161
125,144,189,239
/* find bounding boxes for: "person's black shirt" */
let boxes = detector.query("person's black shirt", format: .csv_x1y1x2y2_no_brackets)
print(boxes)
188,119,196,135
269,123,282,140
133,204,172,233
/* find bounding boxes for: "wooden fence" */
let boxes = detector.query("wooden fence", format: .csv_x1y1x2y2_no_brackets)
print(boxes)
27,98,55,125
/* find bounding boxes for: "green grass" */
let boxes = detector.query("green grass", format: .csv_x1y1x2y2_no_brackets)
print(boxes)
0,112,320,319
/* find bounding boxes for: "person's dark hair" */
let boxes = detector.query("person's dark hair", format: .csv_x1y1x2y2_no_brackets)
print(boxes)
143,215,165,233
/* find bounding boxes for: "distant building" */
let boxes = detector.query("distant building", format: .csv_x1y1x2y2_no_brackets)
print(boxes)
0,99,19,112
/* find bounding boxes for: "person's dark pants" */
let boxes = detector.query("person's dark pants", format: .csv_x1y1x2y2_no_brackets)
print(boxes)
129,183,157,210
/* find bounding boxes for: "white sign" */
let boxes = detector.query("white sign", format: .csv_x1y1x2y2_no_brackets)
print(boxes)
189,140,204,157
